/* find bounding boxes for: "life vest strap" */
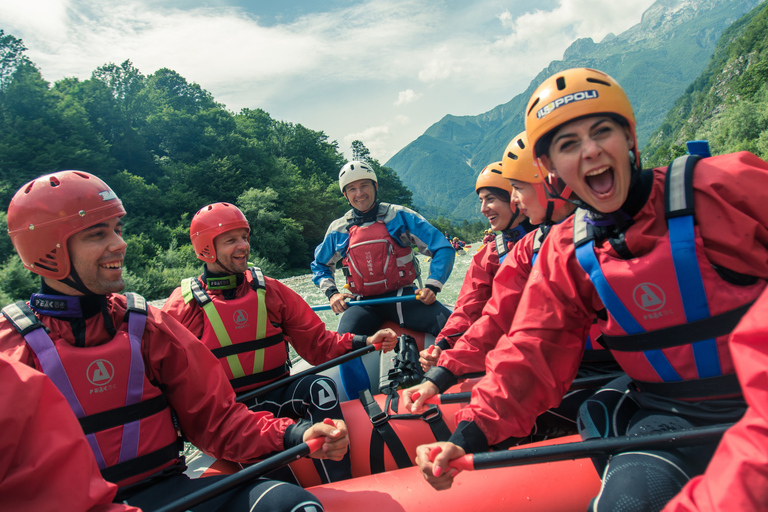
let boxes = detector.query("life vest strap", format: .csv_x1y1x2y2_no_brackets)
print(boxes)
359,389,413,474
78,394,169,435
632,373,741,400
210,333,285,359
101,440,182,484
601,301,754,352
230,364,289,391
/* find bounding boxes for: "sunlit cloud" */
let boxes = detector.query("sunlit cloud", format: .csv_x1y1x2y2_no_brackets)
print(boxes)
395,89,420,106
0,0,654,161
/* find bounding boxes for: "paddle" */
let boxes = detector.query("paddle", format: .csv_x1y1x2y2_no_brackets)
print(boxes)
154,420,334,512
236,342,383,404
311,294,419,312
413,371,627,405
428,422,733,474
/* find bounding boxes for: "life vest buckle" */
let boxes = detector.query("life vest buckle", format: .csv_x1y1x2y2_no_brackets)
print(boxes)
420,405,443,424
369,409,389,427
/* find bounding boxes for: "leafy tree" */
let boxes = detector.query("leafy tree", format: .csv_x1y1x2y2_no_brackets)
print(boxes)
351,139,371,162
0,255,39,307
0,30,29,90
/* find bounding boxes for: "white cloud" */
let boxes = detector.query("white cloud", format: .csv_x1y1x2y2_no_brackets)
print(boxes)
0,0,654,162
395,89,420,106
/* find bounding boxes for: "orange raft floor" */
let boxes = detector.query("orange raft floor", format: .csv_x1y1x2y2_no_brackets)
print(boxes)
307,435,602,512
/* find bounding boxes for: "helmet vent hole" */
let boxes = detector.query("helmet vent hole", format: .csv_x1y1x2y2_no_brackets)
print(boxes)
527,98,539,116
586,77,611,87
491,169,502,175
24,183,34,194
556,77,566,90
507,151,519,161
517,139,526,149
49,177,61,187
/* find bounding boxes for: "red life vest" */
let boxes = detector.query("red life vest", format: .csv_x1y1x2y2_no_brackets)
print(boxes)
181,267,289,393
574,155,766,400
343,220,417,296
1,293,181,488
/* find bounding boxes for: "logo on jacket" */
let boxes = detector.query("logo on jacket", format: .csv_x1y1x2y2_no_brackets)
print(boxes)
233,309,248,326
87,359,115,386
633,283,665,312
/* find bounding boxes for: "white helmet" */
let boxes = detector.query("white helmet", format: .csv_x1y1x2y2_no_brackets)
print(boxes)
339,161,377,193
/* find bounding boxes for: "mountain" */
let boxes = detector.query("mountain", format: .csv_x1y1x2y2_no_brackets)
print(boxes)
386,0,764,222
642,1,768,165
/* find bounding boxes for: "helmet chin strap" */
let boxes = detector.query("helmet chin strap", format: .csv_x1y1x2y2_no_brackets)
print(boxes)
61,267,97,296
502,206,521,232
214,259,241,276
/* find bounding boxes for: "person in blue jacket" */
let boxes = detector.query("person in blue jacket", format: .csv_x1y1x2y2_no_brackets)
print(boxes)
311,161,454,397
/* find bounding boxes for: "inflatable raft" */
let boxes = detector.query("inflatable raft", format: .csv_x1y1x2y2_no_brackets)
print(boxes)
308,437,601,512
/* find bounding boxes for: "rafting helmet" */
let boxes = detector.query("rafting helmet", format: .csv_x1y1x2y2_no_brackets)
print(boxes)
190,202,250,263
339,161,377,194
476,160,520,228
502,131,571,223
7,171,126,280
475,161,513,195
525,68,639,175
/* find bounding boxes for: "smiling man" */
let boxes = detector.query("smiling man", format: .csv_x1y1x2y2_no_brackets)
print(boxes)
0,172,339,511
311,161,454,398
163,202,396,484
416,68,768,512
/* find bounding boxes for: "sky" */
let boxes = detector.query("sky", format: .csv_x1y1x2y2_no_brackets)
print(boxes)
1,0,656,162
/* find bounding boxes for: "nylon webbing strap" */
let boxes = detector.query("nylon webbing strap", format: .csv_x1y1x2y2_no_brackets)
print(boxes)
187,278,246,379
79,394,169,434
100,441,180,484
359,389,413,474
210,333,284,358
249,267,268,374
633,373,741,400
230,365,289,392
665,155,721,379
601,301,754,352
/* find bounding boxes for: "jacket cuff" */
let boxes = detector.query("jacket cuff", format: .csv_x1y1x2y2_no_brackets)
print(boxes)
448,421,489,454
325,287,340,300
425,284,440,294
424,366,457,393
283,419,311,449
352,334,368,351
436,338,452,351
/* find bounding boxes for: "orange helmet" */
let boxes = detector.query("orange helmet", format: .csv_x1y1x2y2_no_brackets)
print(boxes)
190,202,250,263
525,68,637,165
502,131,571,219
7,171,126,279
475,161,512,194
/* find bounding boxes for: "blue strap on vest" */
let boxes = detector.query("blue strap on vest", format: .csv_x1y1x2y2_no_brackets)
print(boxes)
574,155,720,382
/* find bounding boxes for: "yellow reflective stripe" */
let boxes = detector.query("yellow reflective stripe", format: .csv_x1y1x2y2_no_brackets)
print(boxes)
180,278,194,305
201,300,245,379
252,288,268,374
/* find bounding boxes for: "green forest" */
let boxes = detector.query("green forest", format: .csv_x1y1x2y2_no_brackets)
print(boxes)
0,31,485,305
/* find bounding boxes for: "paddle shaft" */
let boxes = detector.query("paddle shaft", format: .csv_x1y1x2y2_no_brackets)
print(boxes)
311,294,418,312
455,423,733,471
428,371,627,405
236,343,377,403
153,437,324,512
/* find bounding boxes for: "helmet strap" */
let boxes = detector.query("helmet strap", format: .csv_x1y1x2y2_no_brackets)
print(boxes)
61,266,98,296
501,206,521,232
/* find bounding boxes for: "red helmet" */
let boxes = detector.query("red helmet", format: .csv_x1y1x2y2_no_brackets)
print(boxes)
7,171,126,279
190,202,250,263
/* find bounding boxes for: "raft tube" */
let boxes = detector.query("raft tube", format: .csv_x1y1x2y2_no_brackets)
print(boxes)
185,379,478,486
308,436,601,512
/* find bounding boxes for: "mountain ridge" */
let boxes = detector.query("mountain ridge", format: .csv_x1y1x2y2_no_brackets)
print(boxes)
386,0,763,222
